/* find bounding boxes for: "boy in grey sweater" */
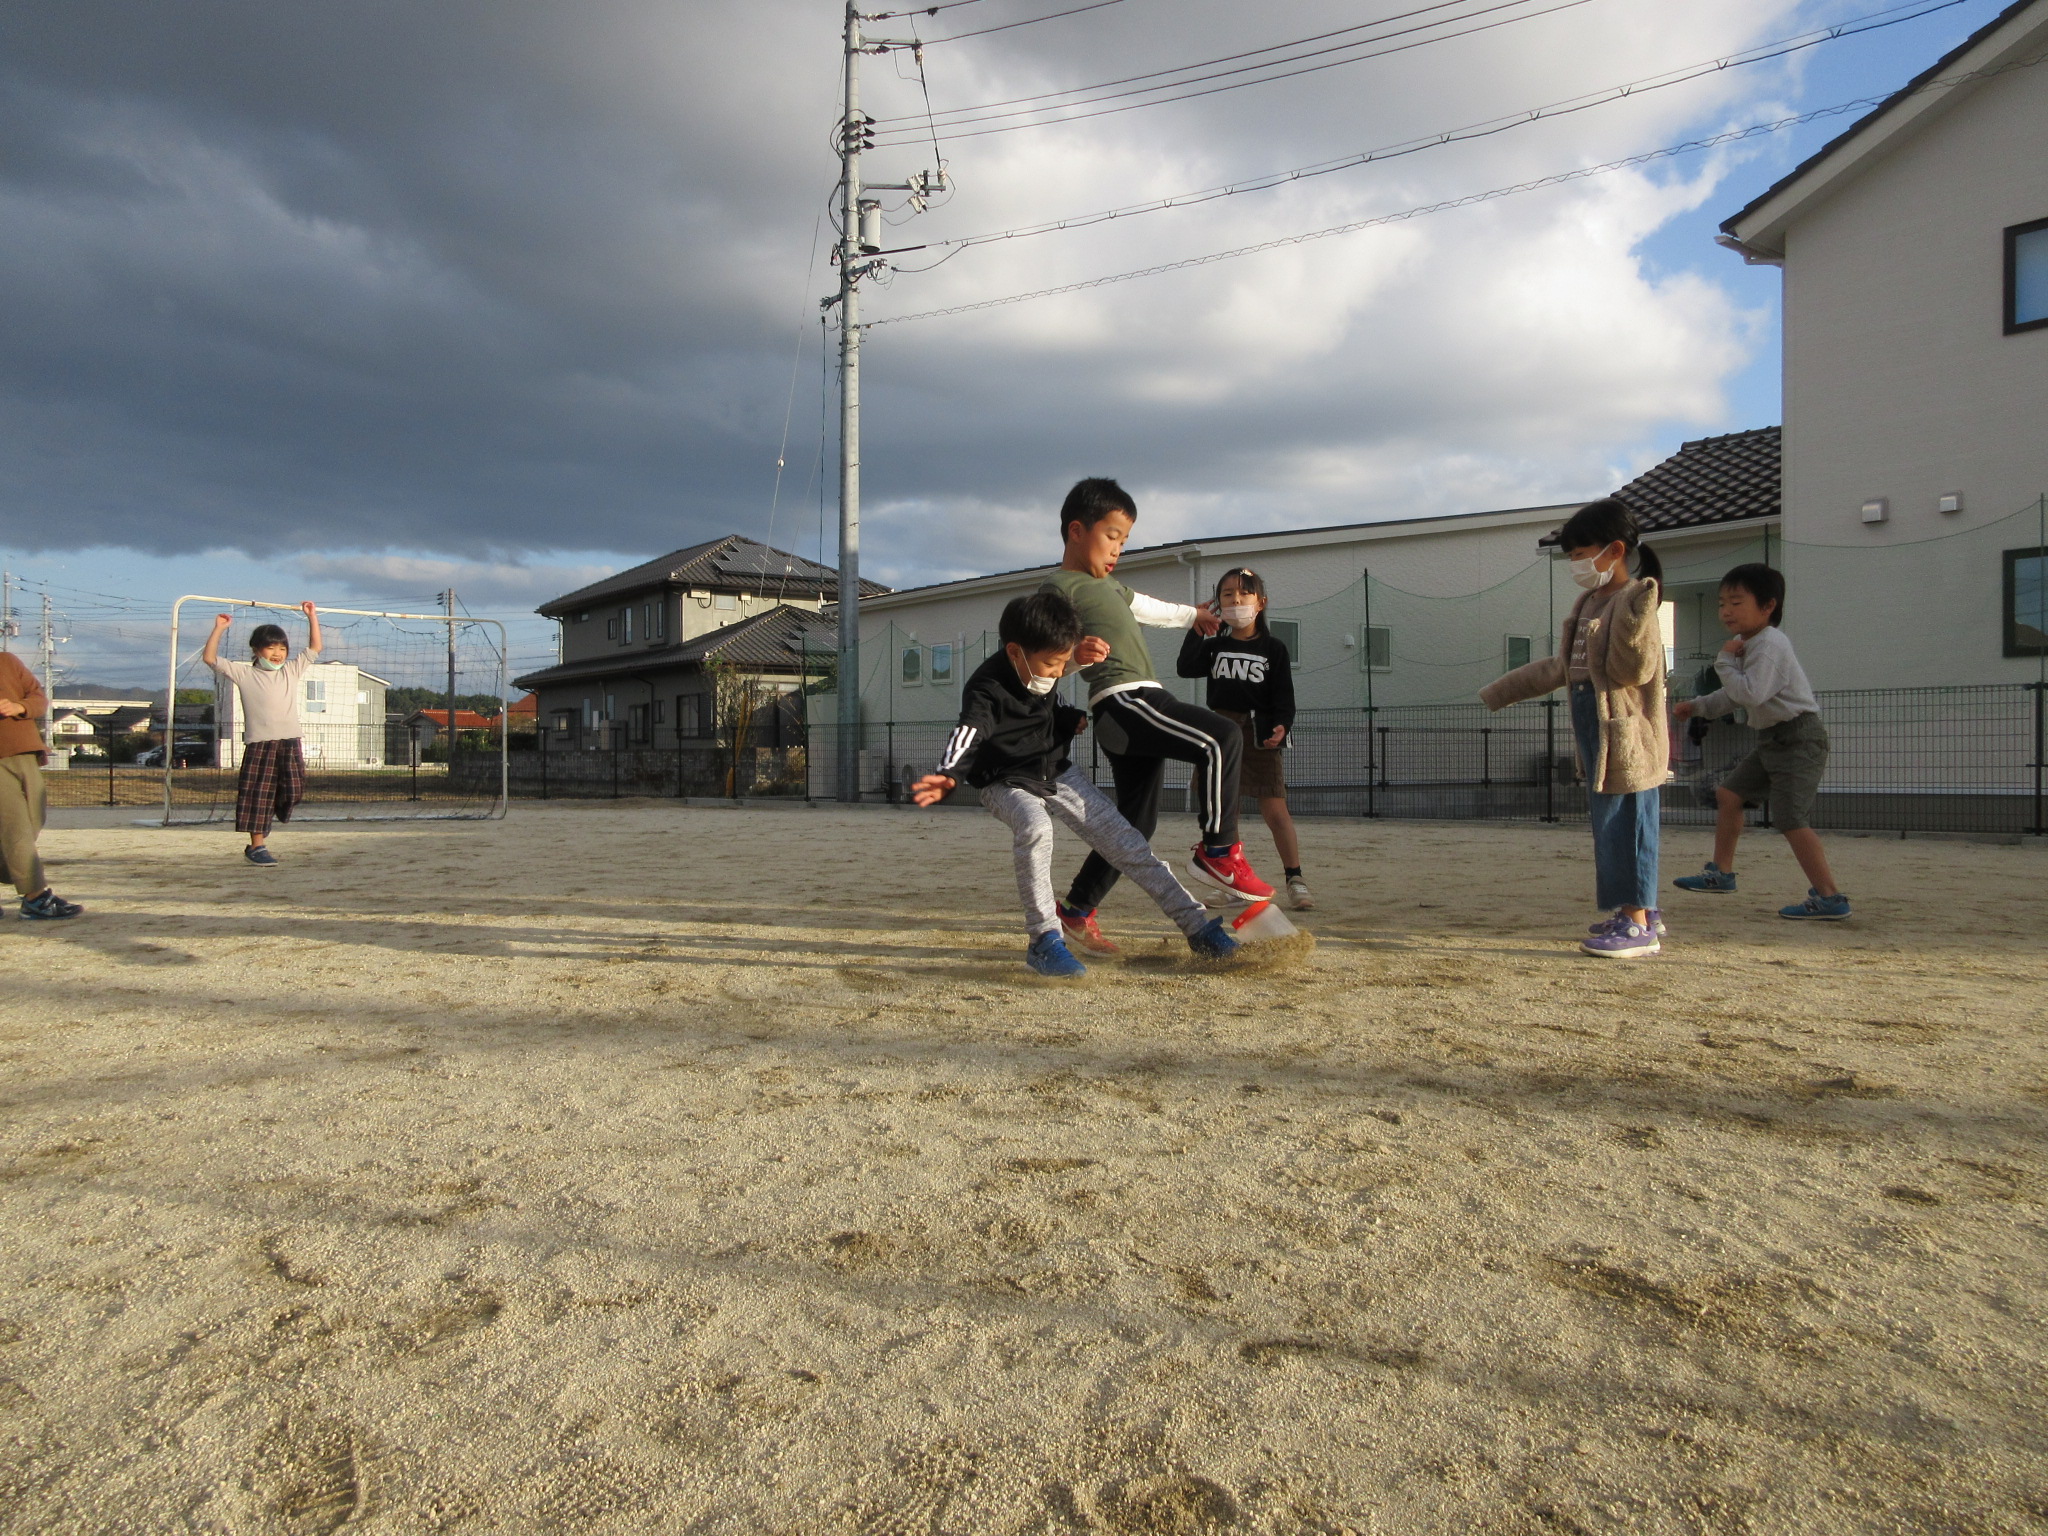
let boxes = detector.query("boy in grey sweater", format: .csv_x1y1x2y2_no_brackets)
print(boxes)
1672,564,1849,919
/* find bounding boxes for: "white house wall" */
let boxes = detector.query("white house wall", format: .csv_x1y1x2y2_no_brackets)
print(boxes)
1779,57,2048,690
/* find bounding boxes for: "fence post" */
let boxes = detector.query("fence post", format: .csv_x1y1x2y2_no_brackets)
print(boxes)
410,726,421,801
886,721,896,805
2033,680,2045,837
1542,699,1558,822
1481,726,1492,788
612,728,620,799
540,728,549,801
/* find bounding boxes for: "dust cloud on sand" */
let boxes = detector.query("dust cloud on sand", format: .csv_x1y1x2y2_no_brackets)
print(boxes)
3,804,2045,1533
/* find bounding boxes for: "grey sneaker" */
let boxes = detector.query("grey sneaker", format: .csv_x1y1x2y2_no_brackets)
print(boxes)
1673,862,1736,893
21,890,83,921
1780,889,1851,920
244,845,278,866
1590,908,1666,937
1285,875,1315,910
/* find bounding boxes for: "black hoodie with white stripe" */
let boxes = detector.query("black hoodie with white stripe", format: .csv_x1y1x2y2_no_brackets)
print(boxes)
934,652,1088,798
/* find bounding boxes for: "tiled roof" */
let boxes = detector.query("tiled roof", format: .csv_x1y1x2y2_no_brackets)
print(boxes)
1541,426,1779,545
538,535,889,615
511,604,836,691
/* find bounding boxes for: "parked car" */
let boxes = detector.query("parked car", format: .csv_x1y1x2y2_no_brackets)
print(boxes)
134,746,164,767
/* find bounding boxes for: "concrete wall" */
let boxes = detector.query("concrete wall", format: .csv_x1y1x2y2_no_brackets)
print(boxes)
1780,59,2048,689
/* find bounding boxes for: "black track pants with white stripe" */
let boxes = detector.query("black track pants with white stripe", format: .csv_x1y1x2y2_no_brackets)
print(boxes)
1064,687,1241,913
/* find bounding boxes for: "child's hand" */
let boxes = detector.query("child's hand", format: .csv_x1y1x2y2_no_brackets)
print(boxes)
1262,725,1286,749
0,699,23,719
300,601,318,618
909,774,955,807
1672,700,1697,721
1721,634,1746,656
1072,716,1088,737
212,613,233,630
1191,604,1222,638
1073,636,1110,667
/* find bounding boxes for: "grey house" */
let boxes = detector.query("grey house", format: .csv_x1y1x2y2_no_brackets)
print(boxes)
512,535,887,749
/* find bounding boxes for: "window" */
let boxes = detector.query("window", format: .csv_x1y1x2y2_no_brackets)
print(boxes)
303,679,327,714
604,693,616,722
619,606,634,645
606,617,618,640
651,601,667,641
629,703,651,744
552,710,574,734
582,697,595,728
1505,635,1533,670
652,699,666,725
1267,618,1300,664
677,694,710,738
1360,626,1391,672
929,643,954,685
2005,547,2048,656
901,646,923,685
574,611,591,623
2006,217,2048,335
715,593,737,611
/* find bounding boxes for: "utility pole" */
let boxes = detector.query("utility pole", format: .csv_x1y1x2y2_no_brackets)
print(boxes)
445,588,459,770
1,571,13,652
39,593,55,747
827,5,947,801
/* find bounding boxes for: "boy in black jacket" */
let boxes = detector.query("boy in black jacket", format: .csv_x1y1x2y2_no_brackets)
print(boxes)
912,592,1241,977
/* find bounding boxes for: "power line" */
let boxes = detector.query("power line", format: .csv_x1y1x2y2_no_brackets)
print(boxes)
890,0,1968,254
871,0,1531,121
867,0,1582,141
868,55,2048,329
925,0,1126,44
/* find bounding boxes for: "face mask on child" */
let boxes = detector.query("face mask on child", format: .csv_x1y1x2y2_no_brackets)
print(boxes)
1022,672,1057,696
1219,604,1258,628
255,657,285,671
1568,555,1615,590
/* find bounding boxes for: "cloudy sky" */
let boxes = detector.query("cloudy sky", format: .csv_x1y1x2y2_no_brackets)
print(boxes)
0,0,2012,684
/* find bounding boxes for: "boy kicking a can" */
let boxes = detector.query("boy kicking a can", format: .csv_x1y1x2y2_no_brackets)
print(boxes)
1672,564,1849,919
911,592,1242,977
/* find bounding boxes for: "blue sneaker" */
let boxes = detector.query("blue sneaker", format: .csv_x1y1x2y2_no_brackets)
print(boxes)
1186,916,1241,962
20,889,83,921
1673,863,1736,893
1580,919,1660,958
1026,931,1087,977
1590,908,1665,937
1780,889,1851,921
244,845,278,866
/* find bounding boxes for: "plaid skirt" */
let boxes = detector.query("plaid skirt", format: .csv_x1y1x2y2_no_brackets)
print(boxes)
236,737,306,834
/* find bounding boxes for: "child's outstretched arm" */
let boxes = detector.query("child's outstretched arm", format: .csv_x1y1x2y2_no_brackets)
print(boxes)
1129,591,1218,637
201,613,232,670
1479,650,1566,711
301,601,323,657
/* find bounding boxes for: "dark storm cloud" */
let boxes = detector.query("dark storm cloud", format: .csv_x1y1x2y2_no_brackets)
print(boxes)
0,0,1831,584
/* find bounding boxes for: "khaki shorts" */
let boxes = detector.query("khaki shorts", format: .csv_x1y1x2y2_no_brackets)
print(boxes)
1218,710,1286,799
1719,711,1829,832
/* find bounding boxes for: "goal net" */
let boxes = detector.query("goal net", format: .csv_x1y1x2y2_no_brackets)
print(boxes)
161,596,510,825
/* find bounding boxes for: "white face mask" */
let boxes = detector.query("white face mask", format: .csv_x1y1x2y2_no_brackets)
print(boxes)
1568,556,1608,591
1022,672,1057,696
255,656,285,671
1220,604,1258,628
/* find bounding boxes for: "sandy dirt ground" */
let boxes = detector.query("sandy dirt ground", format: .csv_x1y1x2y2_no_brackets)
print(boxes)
3,802,2046,1536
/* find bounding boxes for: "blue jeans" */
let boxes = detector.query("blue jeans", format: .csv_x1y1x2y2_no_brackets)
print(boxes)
1571,683,1659,910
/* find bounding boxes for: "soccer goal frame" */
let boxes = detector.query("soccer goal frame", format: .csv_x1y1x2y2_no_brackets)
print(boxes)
163,595,511,825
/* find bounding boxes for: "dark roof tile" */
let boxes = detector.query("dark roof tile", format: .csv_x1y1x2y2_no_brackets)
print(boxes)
538,535,888,615
1541,426,1779,544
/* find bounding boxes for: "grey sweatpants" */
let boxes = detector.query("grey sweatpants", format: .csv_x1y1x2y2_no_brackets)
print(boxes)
980,766,1209,941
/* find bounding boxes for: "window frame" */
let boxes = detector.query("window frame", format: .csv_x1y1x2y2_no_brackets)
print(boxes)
303,678,328,714
628,702,652,744
1360,625,1392,673
677,694,710,739
1267,618,1300,665
900,645,923,686
2003,546,2048,657
928,642,954,685
2006,216,2048,336
1505,634,1533,670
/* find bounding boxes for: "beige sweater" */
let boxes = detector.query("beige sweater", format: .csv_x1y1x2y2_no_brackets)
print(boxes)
1479,577,1669,795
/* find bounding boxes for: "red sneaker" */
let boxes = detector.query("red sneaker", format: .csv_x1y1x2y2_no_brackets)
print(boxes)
1058,903,1120,956
1187,842,1274,902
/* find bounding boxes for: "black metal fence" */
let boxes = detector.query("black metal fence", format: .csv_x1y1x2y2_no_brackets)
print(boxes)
801,683,2048,836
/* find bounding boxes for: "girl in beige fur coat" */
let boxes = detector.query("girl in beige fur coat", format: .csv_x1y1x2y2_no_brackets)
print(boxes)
1481,499,1669,957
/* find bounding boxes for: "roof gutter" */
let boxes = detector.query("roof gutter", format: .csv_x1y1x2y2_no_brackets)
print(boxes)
1714,233,1783,267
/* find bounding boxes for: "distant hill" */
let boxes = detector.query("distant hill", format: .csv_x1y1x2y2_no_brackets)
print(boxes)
47,682,164,702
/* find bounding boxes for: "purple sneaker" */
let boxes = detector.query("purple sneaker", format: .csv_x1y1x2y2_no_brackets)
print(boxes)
1589,908,1666,937
1580,918,1661,958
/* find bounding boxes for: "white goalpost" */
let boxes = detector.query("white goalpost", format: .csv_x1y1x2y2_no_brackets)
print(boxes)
162,595,511,825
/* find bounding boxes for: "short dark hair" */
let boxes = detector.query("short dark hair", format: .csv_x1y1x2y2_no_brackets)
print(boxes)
1720,562,1785,625
1215,566,1270,639
248,623,290,652
999,592,1083,654
1058,477,1137,543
